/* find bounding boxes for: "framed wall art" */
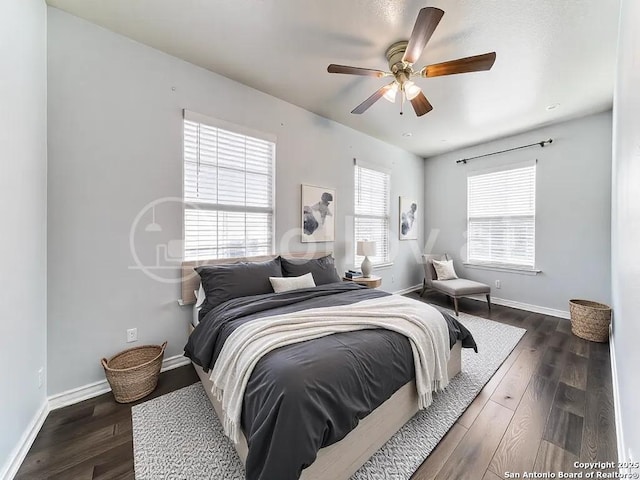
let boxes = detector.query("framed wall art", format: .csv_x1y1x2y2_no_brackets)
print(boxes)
399,196,418,240
301,184,335,243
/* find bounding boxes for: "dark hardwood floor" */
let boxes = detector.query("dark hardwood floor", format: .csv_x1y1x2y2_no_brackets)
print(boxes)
15,367,199,480
409,292,617,480
15,293,617,480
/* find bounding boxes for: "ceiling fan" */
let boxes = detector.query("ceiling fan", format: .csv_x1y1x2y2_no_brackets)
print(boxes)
327,7,496,117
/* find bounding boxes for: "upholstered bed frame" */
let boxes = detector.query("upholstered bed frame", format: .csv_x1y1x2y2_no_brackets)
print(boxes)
182,253,462,480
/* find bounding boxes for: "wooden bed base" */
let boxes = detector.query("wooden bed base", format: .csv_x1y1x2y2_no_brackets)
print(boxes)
192,341,461,480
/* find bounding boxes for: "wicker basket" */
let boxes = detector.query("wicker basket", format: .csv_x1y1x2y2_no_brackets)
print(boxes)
101,341,167,403
569,300,611,343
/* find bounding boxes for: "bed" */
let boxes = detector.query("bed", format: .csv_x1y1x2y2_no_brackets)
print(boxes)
182,253,476,480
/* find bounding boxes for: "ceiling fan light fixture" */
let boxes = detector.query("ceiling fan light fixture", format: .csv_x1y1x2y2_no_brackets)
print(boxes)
404,81,422,101
383,82,399,103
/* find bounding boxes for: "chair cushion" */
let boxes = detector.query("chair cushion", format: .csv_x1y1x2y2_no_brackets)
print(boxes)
432,278,491,296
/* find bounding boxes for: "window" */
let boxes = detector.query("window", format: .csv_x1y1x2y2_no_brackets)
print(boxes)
354,164,390,266
183,111,275,260
467,164,536,268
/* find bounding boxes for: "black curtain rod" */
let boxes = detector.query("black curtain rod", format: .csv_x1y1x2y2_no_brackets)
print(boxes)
456,139,553,164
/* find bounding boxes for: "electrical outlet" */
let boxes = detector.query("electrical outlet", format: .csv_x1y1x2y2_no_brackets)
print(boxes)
38,368,44,389
495,280,501,289
127,328,138,343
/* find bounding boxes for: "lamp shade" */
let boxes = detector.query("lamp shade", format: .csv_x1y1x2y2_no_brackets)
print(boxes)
357,240,377,257
383,82,398,103
404,81,422,101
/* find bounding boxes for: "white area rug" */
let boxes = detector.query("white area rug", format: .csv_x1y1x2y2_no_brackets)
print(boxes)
132,312,525,480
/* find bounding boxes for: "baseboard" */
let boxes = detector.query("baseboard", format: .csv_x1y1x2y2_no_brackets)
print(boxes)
609,325,627,466
47,377,112,411
405,287,570,319
471,295,570,319
392,284,422,296
0,399,49,480
161,354,192,373
48,354,191,411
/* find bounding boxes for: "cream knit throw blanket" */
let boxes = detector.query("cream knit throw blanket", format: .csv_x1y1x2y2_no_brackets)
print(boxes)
210,295,451,444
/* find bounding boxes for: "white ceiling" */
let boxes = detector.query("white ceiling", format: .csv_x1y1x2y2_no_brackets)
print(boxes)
46,0,620,157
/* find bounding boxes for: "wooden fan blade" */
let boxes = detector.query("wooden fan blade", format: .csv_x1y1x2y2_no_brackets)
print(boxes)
422,52,497,77
351,83,394,114
402,7,445,65
327,64,387,77
410,92,433,117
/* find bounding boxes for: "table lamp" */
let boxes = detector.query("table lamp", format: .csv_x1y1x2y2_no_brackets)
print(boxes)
356,240,377,278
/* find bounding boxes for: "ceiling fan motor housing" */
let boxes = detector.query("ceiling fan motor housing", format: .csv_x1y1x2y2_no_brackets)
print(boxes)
385,41,409,69
385,41,413,82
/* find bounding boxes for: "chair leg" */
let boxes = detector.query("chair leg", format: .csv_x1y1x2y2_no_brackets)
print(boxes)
453,297,459,316
419,280,427,297
486,294,492,311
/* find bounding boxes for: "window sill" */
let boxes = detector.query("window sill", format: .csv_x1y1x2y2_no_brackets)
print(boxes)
373,262,394,270
351,262,394,271
463,263,541,276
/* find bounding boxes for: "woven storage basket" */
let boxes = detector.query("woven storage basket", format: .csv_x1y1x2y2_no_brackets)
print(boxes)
569,300,611,343
101,341,167,403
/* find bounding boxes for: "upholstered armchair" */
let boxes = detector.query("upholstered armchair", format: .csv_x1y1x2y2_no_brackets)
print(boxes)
420,254,491,316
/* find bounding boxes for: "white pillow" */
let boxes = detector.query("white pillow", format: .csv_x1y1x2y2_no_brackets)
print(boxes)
192,285,206,326
195,285,206,307
432,259,458,281
269,273,316,293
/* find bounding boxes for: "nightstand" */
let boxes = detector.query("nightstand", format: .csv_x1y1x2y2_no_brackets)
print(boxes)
342,275,382,288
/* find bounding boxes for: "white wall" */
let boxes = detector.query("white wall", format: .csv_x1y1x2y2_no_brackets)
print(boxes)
424,112,612,313
0,0,48,477
46,8,425,396
611,0,640,464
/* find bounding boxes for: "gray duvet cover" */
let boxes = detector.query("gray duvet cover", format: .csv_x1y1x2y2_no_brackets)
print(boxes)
184,282,476,480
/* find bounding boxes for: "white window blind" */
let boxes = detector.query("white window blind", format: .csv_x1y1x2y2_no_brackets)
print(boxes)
354,164,390,266
467,164,536,268
183,112,275,260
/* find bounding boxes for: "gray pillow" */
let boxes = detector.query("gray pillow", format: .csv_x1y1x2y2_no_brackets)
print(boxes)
196,257,282,317
280,255,340,285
